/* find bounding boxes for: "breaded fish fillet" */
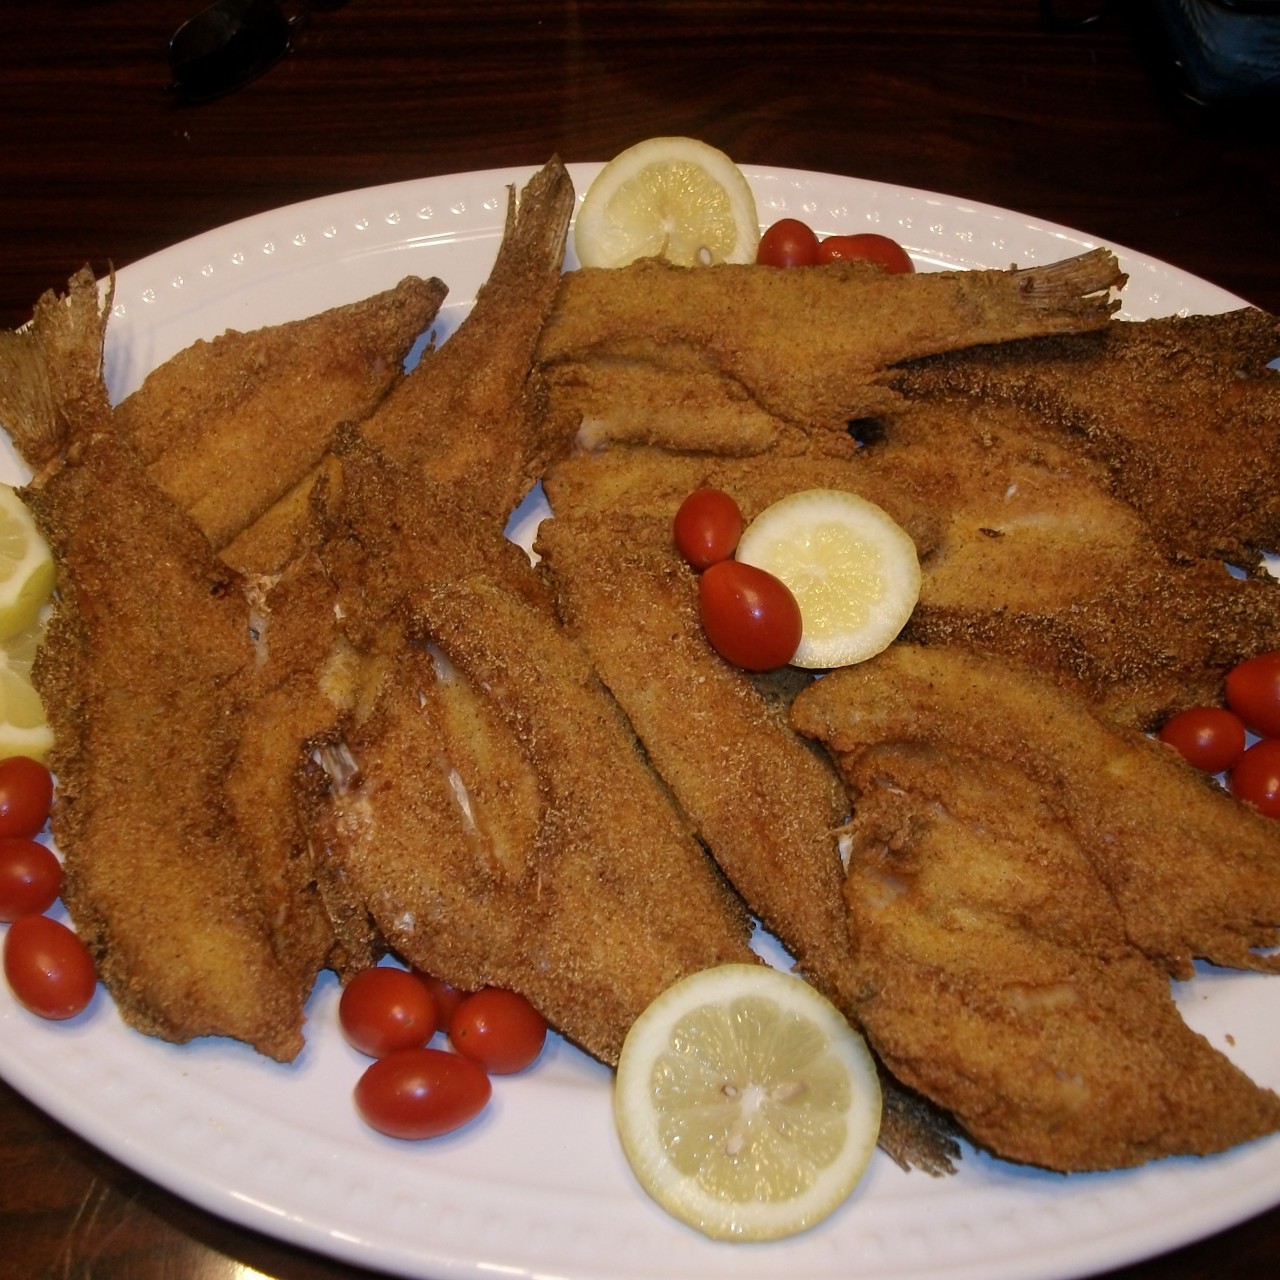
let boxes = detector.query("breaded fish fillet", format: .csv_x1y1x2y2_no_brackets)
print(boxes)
892,310,1280,568
536,249,1125,438
0,269,308,1060
305,430,758,1063
362,156,578,520
538,448,939,1014
792,643,1280,980
538,449,965,1172
227,550,354,983
537,352,789,456
854,398,1280,727
222,157,576,580
831,738,1280,1171
290,159,758,1060
114,275,447,553
536,508,854,998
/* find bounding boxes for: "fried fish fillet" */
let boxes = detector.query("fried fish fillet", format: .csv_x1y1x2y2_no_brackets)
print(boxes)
892,309,1280,568
305,428,758,1063
212,160,580,978
829,738,1280,1171
289,159,758,1061
226,550,354,983
223,157,576,581
853,398,1280,727
538,448,965,1172
792,643,1280,980
361,156,578,519
113,275,447,553
0,270,308,1060
537,351,788,456
536,507,854,999
539,448,934,1015
535,249,1125,444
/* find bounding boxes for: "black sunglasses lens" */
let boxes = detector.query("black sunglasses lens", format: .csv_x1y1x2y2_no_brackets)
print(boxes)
169,0,292,100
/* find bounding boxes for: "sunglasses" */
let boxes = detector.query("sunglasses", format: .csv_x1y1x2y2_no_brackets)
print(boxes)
168,0,348,102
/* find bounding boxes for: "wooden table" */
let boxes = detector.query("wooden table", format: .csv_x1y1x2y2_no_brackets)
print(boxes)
2,3,1278,1277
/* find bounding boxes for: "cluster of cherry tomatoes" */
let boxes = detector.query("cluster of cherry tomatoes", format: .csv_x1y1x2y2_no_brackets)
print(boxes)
338,963,547,1140
0,756,97,1020
756,218,914,274
1157,650,1280,816
673,487,801,671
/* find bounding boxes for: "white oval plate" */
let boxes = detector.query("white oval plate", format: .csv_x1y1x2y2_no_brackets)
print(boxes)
0,163,1276,1280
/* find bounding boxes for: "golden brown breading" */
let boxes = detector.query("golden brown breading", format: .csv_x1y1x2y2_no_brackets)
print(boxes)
537,351,790,455
300,427,759,1062
792,643,1280,980
219,454,344,575
833,739,1280,1171
300,564,757,1065
361,157,578,521
0,269,308,1060
536,249,1124,437
115,275,447,551
291,160,759,1063
226,552,354,983
892,310,1280,567
536,508,854,999
853,398,1280,727
538,448,965,1172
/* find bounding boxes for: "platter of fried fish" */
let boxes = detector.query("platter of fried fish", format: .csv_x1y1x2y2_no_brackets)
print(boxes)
0,159,1277,1280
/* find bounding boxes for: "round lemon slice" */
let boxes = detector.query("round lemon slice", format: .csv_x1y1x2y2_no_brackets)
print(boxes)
574,137,760,269
0,615,53,761
0,484,55,643
614,963,881,1242
735,488,920,670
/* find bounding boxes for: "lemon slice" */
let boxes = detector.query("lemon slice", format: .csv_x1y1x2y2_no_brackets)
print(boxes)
0,485,55,643
614,963,881,1241
0,615,52,761
735,489,920,670
575,137,760,269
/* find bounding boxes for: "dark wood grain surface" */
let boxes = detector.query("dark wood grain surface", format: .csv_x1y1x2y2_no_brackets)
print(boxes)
2,3,1278,1278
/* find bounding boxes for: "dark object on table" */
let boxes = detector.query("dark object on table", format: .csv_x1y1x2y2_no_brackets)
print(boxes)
1149,0,1280,100
168,0,349,102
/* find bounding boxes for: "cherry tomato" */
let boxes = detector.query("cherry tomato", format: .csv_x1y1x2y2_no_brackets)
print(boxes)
1229,738,1280,819
698,560,802,672
449,987,548,1075
756,218,819,268
1156,706,1247,775
1225,650,1280,739
414,971,470,1026
673,488,744,570
816,232,914,274
0,837,63,921
0,757,53,839
354,1047,491,1139
3,914,96,1019
339,965,438,1058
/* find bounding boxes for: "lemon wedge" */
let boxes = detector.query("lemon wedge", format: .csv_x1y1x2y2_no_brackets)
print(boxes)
0,485,55,643
575,137,760,269
0,615,52,761
614,963,881,1242
735,488,920,669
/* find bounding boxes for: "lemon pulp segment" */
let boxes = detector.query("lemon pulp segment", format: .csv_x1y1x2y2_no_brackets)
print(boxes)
0,616,52,761
599,161,744,266
0,485,55,642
